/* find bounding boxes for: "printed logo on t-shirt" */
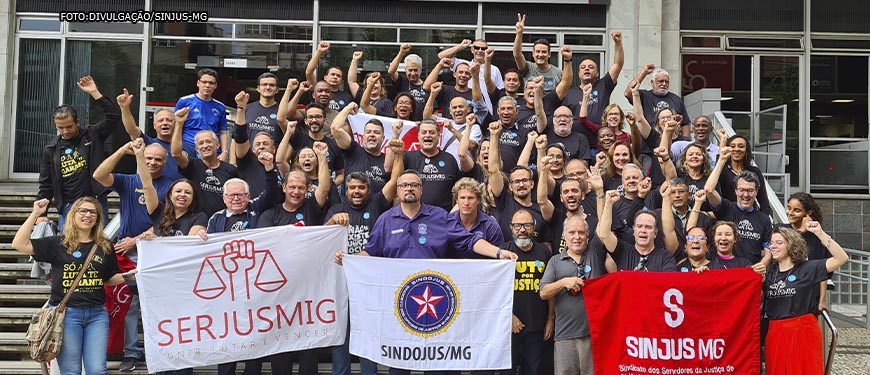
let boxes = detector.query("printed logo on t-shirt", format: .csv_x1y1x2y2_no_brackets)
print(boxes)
653,101,671,115
60,148,87,178
736,219,761,240
230,220,248,232
499,130,521,147
766,279,796,299
418,224,428,235
201,168,222,194
515,260,546,292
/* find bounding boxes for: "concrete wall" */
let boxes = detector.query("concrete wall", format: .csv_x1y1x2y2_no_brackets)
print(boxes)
817,199,870,251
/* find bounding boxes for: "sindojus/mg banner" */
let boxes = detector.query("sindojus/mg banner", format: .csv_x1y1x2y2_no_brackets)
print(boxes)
137,226,348,372
342,256,514,371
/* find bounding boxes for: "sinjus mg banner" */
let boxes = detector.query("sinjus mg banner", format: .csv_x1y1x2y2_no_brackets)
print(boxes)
582,269,761,375
342,256,514,371
136,226,349,372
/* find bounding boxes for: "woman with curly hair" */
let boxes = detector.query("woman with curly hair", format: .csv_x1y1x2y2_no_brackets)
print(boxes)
763,226,848,375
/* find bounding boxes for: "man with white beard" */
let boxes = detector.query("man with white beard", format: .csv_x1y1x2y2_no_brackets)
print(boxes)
499,209,553,374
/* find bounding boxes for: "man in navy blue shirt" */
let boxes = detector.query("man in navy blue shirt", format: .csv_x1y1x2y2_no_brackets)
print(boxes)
117,89,185,181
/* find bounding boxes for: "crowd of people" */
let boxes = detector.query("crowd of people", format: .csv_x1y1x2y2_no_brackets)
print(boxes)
12,14,849,375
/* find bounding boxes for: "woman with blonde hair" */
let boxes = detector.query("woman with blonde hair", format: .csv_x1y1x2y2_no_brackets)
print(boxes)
13,197,130,375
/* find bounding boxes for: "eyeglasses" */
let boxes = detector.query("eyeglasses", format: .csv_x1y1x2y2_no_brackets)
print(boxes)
736,188,756,194
306,114,325,120
471,45,487,51
398,182,422,189
76,208,98,216
511,178,532,185
686,235,707,242
198,79,217,85
510,223,534,230
566,172,587,179
634,255,649,272
224,193,249,200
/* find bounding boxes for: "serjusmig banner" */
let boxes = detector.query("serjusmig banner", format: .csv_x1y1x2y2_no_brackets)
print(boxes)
343,256,514,371
582,269,762,375
137,226,349,373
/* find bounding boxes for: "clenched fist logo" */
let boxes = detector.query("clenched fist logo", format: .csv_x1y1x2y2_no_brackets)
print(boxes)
193,239,288,301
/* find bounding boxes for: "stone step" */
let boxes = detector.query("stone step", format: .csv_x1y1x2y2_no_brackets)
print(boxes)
0,284,50,306
0,263,31,282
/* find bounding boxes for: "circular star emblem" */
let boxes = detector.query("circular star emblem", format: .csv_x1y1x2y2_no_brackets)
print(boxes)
395,270,460,337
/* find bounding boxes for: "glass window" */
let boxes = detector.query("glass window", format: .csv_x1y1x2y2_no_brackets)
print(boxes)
810,55,869,193
563,34,604,46
682,54,752,134
759,56,800,182
18,19,60,32
321,27,396,42
682,36,722,49
154,23,233,38
69,22,143,34
149,40,309,107
400,29,475,44
64,40,143,161
273,25,313,41
14,39,61,174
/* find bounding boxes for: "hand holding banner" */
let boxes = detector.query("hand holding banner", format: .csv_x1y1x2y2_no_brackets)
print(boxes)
137,226,349,373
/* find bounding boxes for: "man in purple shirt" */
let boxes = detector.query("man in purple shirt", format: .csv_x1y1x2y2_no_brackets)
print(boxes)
350,170,516,260
450,177,505,255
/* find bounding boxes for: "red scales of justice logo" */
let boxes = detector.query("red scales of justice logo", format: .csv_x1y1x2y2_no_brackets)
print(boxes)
193,239,288,301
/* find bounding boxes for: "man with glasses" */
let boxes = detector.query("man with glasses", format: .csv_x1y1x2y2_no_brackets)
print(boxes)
289,102,346,187
232,89,282,199
513,14,562,95
598,190,677,272
624,65,692,137
703,148,772,266
438,39,504,114
653,179,712,261
237,72,283,144
540,216,607,375
175,68,229,160
498,209,553,375
202,153,278,375
547,106,592,162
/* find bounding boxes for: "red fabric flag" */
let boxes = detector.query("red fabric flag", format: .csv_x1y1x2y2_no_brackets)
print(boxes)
105,254,136,355
583,269,761,375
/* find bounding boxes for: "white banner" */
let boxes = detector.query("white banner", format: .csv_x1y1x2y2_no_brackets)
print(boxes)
137,226,349,372
343,256,513,371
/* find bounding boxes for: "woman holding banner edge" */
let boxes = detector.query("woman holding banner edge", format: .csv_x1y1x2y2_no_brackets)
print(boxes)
763,225,847,375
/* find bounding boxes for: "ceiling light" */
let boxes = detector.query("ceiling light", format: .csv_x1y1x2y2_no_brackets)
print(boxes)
720,97,733,101
831,99,855,103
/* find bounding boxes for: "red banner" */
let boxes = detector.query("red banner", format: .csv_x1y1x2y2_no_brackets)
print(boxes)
583,269,761,375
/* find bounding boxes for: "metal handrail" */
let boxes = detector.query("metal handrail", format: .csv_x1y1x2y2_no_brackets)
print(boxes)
821,310,838,375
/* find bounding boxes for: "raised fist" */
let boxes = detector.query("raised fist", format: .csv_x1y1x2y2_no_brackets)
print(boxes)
611,31,622,43
221,240,257,274
175,107,190,123
235,90,250,107
352,51,363,60
400,44,412,53
317,42,330,53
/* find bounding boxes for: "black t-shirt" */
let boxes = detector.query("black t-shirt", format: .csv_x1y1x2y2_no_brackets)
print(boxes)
180,159,239,217
544,74,615,121
394,75,426,121
718,164,771,214
489,89,526,109
641,130,667,188
603,175,623,194
353,89,394,117
611,239,677,272
652,207,713,261
436,86,473,114
546,130,591,162
328,91,355,112
32,237,118,307
516,105,540,134
713,198,772,265
290,131,346,175
637,90,691,128
236,151,273,199
58,136,92,204
245,101,282,144
504,240,552,332
342,141,387,194
611,196,645,243
708,254,753,270
675,169,718,210
258,198,324,227
764,260,828,320
494,192,549,244
304,178,341,208
149,202,208,236
325,192,391,255
550,212,598,255
403,151,462,211
497,124,528,172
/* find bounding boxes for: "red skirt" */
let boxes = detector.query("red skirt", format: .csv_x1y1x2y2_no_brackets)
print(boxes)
765,314,824,375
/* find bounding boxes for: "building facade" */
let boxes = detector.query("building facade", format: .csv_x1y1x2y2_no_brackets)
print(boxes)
1,0,869,246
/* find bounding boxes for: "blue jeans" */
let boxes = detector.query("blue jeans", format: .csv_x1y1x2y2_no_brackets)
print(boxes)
57,195,109,232
57,305,110,375
331,328,378,375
